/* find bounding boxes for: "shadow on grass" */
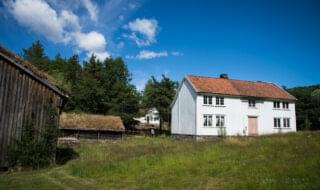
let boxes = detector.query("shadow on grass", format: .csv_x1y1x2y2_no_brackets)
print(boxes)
56,147,79,165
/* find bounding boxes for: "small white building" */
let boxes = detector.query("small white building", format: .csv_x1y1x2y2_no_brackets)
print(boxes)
171,74,297,137
135,108,160,126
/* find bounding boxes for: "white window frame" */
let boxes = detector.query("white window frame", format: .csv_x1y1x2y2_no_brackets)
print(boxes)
283,102,289,109
273,101,280,109
203,96,213,105
203,114,213,127
283,118,290,128
249,99,256,108
216,97,224,106
216,115,225,127
274,118,281,128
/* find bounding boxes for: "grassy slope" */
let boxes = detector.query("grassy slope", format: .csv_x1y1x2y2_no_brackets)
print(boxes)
1,132,320,190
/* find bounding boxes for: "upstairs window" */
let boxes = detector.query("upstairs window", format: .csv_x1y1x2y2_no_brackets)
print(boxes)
273,101,280,109
203,96,213,105
216,115,225,127
283,118,290,128
216,97,224,105
274,118,281,128
249,99,256,107
283,102,289,109
203,115,213,127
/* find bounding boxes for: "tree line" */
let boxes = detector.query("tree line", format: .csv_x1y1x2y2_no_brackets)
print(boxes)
287,85,320,130
22,41,178,129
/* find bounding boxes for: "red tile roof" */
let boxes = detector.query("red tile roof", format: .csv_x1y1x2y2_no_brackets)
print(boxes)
186,75,296,101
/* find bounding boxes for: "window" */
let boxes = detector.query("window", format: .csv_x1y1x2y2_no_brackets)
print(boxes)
216,115,225,127
216,97,224,105
273,101,280,109
283,102,289,109
283,118,290,128
249,99,256,107
274,118,281,128
203,115,213,127
203,96,213,105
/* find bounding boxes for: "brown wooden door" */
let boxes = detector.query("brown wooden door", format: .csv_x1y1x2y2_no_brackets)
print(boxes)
248,117,258,136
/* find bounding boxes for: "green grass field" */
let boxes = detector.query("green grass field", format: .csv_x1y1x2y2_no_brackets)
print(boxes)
1,132,320,190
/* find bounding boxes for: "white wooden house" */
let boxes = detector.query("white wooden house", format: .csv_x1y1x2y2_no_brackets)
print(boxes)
171,74,297,137
134,108,160,126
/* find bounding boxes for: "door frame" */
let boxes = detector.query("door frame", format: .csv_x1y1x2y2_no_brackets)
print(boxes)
247,116,258,136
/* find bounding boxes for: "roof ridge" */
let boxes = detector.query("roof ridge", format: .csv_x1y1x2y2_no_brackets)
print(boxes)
187,74,275,85
186,74,296,101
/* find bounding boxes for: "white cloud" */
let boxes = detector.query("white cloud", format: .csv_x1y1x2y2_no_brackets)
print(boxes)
72,31,110,60
6,0,67,42
124,18,158,46
72,31,106,52
5,0,109,60
127,50,183,60
60,10,81,31
82,0,98,22
128,50,168,60
171,51,183,56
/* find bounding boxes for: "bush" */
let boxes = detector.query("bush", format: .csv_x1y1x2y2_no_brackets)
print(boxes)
8,121,58,169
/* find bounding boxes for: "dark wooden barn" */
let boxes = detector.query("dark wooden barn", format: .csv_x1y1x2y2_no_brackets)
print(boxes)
0,45,68,167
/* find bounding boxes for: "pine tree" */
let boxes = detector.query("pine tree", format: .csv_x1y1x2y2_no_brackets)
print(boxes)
23,40,50,71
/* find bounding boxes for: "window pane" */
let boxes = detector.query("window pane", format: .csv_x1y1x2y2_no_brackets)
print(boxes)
208,96,212,105
216,97,219,105
216,116,220,126
208,115,212,126
221,116,225,127
221,97,224,105
203,115,207,126
204,96,207,104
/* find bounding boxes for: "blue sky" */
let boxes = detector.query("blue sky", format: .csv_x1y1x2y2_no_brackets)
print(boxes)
0,0,319,90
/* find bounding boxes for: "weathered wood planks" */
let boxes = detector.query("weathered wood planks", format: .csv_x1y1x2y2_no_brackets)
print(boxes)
0,55,67,167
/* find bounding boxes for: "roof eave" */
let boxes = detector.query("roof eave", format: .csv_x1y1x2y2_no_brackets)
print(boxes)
0,52,69,98
196,91,296,102
170,76,199,108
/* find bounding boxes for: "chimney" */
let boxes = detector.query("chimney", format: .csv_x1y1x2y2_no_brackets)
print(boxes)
219,73,229,79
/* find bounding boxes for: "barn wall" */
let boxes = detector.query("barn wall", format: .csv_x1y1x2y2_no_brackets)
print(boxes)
0,59,63,167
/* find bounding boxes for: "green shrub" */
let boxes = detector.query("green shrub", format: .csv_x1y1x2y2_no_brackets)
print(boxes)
8,120,58,169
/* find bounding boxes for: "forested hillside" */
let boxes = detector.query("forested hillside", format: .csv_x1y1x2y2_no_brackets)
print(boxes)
287,85,320,130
